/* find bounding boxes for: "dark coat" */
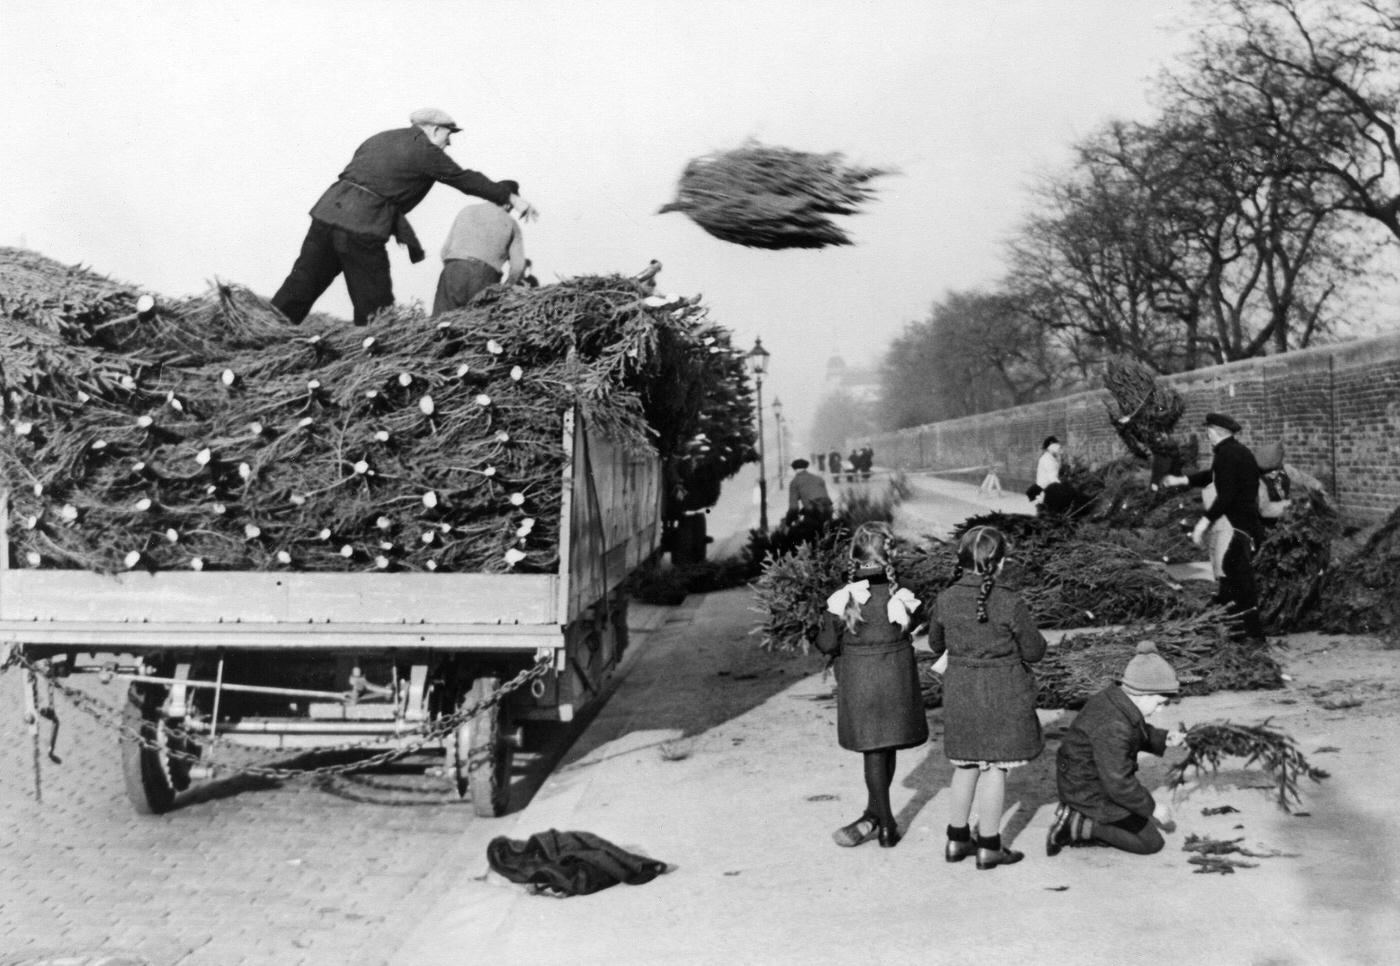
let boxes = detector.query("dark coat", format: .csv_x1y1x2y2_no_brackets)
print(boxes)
1055,685,1168,824
815,576,928,752
309,127,512,241
929,575,1046,762
788,469,832,514
1188,435,1263,543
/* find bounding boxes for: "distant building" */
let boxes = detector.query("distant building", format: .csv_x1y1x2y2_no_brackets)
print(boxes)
824,354,880,405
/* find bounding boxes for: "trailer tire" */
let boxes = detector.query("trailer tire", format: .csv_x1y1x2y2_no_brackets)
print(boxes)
120,686,177,815
455,676,513,817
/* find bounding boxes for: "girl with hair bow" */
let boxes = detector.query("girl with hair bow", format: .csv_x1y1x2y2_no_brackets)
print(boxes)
815,522,928,849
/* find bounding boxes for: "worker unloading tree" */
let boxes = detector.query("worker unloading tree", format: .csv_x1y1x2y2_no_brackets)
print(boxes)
271,108,537,326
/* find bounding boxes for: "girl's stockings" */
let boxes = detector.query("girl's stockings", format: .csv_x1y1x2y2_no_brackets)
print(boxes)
863,748,897,829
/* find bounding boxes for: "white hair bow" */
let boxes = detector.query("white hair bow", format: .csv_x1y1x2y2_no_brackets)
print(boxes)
826,580,871,617
886,587,922,630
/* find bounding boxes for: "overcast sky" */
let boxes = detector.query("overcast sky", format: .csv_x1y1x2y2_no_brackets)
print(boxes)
1,0,1202,449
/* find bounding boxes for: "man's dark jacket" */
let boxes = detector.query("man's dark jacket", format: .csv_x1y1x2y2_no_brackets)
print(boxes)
1055,685,1168,824
309,127,511,241
1188,435,1263,543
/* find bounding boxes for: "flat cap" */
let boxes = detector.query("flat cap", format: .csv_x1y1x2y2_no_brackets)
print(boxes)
1203,412,1241,433
409,108,461,132
791,458,809,469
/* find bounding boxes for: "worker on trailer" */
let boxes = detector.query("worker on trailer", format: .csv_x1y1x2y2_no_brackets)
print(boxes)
271,108,537,326
432,180,528,314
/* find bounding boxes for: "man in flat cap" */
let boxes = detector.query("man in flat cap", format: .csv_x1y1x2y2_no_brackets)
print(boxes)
1162,412,1265,645
432,179,527,315
788,458,833,520
271,108,537,326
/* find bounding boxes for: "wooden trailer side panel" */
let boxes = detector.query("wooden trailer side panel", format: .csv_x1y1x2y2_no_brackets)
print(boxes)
562,413,662,624
0,571,559,625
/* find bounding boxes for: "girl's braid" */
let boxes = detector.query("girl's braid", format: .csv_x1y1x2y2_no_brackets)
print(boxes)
883,533,900,595
976,569,996,623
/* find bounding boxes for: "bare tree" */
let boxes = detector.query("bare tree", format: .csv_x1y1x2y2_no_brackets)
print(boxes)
1007,145,1190,371
1008,68,1368,370
877,290,1074,429
1202,0,1400,241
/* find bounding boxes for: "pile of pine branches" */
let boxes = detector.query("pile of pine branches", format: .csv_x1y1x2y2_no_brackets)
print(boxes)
659,142,891,250
1168,718,1328,811
0,249,750,574
1036,611,1282,709
1311,502,1400,640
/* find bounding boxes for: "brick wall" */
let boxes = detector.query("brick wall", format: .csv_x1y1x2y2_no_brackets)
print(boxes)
860,331,1400,522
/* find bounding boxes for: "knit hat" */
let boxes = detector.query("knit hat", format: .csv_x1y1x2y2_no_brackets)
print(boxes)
1120,641,1180,694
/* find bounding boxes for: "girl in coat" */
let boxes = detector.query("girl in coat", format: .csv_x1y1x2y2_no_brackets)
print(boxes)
929,525,1047,870
815,522,928,849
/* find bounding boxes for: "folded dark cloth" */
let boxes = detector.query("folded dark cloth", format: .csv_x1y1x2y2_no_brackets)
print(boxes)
487,829,669,897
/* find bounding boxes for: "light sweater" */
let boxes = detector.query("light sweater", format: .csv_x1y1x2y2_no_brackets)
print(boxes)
440,203,524,281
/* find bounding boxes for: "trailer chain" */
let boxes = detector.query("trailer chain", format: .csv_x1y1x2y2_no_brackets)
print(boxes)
12,650,550,783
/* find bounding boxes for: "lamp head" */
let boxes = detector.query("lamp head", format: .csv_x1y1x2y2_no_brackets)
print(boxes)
744,337,770,377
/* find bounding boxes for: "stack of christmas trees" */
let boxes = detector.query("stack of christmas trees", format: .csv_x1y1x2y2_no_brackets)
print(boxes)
0,249,753,575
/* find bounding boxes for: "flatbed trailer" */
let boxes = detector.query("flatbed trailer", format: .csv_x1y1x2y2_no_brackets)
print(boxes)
0,410,660,815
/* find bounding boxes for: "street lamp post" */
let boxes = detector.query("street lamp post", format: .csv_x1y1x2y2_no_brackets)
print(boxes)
745,337,771,532
772,396,785,489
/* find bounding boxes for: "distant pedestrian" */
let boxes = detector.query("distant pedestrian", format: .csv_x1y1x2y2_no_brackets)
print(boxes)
1047,642,1186,856
860,446,874,481
815,453,826,472
847,450,862,483
1038,435,1062,487
1026,435,1064,506
827,450,844,483
1160,412,1265,645
929,525,1047,870
815,522,928,850
788,459,833,520
433,180,527,314
978,464,1003,496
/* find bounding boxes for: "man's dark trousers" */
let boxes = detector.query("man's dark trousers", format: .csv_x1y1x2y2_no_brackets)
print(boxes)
272,219,393,326
1219,532,1264,642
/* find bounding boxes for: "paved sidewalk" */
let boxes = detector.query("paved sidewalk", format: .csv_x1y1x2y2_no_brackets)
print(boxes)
388,475,1399,966
388,583,1399,966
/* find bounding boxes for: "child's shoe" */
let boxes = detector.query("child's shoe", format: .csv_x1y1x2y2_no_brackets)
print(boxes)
945,824,976,862
1046,803,1074,856
975,834,1023,870
878,823,901,849
832,814,879,848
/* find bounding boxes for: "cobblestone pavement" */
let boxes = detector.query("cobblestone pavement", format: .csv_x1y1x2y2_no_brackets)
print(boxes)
0,665,555,966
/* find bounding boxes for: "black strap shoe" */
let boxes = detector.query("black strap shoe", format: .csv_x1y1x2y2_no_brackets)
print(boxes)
945,838,977,862
976,847,1024,870
1046,804,1074,857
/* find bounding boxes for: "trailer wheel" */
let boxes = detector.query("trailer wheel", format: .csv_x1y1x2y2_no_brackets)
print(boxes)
453,676,513,817
120,686,179,815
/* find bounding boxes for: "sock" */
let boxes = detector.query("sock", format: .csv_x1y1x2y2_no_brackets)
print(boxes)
1070,811,1094,842
977,833,1002,851
947,824,971,842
